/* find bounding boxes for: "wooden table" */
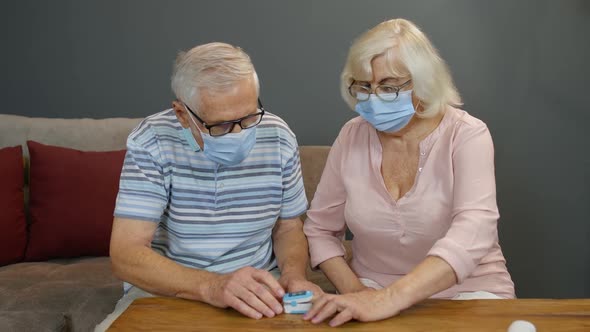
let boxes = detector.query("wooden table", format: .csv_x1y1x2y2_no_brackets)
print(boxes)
108,297,590,331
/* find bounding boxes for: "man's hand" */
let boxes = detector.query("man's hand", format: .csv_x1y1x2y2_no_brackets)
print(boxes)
279,272,324,299
303,288,402,327
205,267,285,319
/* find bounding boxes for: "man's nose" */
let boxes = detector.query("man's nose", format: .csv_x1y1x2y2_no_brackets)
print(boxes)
231,124,243,134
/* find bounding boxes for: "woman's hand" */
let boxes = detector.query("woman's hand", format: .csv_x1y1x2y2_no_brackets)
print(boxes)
303,288,403,327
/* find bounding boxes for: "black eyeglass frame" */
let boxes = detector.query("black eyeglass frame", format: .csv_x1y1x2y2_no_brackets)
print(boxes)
185,98,265,137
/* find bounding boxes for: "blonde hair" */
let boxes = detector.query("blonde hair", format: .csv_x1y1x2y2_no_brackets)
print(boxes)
171,42,259,110
341,19,461,117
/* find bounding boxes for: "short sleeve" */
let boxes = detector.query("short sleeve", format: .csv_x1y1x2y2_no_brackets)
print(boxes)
114,131,169,223
279,132,308,220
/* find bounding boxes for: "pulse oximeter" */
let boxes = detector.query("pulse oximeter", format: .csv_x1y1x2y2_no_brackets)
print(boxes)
282,290,313,314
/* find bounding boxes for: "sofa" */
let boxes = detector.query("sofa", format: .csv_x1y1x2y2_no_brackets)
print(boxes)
0,114,337,332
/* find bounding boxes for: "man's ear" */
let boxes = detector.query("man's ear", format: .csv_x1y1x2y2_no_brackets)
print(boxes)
172,101,189,128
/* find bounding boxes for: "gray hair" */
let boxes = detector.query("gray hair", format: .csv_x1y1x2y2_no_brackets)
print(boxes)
171,42,259,110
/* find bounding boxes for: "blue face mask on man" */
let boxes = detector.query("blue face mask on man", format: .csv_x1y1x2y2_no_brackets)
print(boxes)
182,111,257,166
354,90,416,133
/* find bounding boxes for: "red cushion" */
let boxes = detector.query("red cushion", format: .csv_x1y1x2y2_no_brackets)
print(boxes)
0,146,27,266
25,141,126,260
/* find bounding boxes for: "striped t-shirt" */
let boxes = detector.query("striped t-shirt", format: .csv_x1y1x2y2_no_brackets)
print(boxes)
114,109,308,276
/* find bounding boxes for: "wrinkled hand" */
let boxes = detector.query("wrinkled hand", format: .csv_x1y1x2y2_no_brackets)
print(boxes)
206,267,285,319
279,273,324,299
303,288,400,327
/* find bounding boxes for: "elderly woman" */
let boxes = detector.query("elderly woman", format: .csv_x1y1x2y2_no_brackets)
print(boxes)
302,19,514,326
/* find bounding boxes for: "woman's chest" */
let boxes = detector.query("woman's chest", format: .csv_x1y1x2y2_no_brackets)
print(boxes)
380,146,420,201
341,146,455,244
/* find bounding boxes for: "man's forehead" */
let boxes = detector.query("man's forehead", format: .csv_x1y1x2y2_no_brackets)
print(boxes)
195,90,258,123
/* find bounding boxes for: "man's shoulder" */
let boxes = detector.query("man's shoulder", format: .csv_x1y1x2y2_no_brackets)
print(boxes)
257,112,298,144
258,112,294,134
129,109,182,141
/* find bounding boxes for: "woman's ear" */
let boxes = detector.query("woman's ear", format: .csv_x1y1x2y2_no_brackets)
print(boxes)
411,93,423,113
172,101,190,128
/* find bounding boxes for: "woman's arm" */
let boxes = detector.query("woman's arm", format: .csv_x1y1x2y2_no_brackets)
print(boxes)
427,121,500,284
304,127,363,292
319,256,368,294
304,256,455,326
387,256,457,310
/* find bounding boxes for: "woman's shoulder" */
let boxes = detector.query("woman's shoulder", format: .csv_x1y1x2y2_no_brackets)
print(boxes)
444,106,493,147
444,106,490,136
337,116,373,140
446,107,488,129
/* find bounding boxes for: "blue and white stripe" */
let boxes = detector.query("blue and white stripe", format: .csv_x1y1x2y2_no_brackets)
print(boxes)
114,109,307,274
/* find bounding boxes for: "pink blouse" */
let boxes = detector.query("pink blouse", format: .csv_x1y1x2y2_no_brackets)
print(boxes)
304,107,515,299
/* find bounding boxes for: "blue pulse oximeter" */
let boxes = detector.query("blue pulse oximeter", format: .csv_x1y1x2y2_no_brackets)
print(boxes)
282,290,313,314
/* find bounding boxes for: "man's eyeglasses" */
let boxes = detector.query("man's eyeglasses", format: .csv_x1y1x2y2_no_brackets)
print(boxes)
185,99,265,137
348,79,412,102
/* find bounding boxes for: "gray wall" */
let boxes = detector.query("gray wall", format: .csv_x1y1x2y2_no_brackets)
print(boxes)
1,0,588,298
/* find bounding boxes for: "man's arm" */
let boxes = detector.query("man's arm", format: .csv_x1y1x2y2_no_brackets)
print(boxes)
110,217,285,319
110,217,215,300
272,217,323,295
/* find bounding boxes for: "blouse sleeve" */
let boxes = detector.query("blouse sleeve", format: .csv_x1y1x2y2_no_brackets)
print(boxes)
427,121,500,283
303,128,349,268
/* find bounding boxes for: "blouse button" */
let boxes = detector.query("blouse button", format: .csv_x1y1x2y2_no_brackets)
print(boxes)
418,167,423,172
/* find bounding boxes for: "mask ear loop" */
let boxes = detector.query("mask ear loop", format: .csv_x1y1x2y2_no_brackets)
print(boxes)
413,99,422,114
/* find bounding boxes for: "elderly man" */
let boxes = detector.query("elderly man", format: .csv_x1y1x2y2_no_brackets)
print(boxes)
95,42,319,331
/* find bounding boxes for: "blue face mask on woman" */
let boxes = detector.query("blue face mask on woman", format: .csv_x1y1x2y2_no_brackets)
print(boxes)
354,90,416,133
182,115,257,166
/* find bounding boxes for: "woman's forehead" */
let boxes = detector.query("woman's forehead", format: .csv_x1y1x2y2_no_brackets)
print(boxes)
373,53,410,80
353,51,409,82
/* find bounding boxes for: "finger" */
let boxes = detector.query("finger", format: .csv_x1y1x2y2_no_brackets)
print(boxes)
253,270,285,298
283,280,302,293
303,295,330,320
246,280,283,314
289,281,322,296
329,309,354,327
227,296,263,320
311,301,338,324
235,285,277,318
